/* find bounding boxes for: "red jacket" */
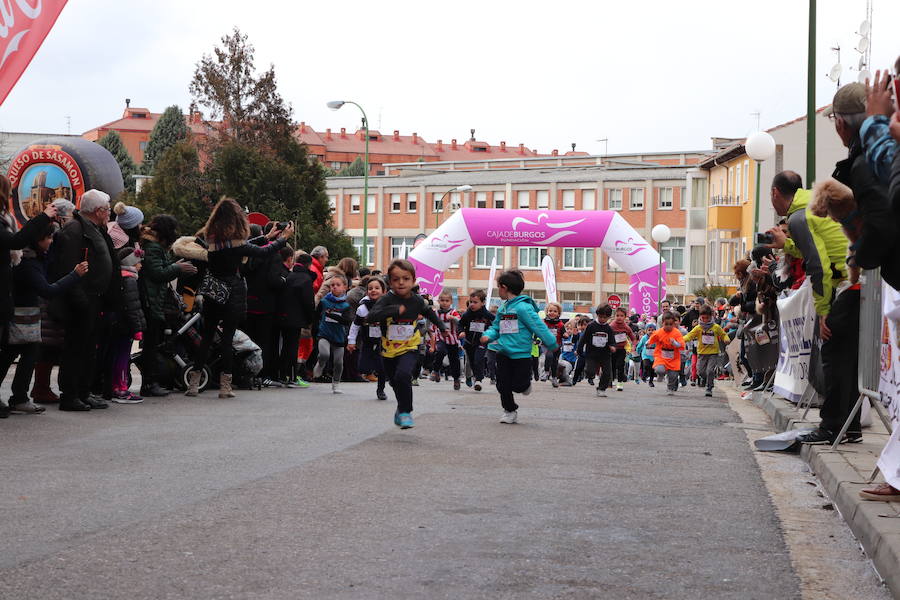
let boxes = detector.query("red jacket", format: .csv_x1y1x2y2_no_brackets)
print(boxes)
310,257,325,293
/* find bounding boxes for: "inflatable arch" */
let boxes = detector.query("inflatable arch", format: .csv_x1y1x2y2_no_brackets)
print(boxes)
407,209,667,317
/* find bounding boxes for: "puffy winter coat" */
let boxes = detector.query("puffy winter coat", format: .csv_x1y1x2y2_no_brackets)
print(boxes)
139,230,182,321
120,267,147,335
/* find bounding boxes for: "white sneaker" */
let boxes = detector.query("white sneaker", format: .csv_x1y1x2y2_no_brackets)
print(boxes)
596,388,607,397
332,384,344,395
616,383,624,392
551,377,559,388
521,383,532,396
500,411,518,424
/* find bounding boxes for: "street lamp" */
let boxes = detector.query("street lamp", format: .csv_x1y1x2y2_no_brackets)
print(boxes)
434,185,473,229
745,130,776,241
651,224,671,315
327,99,370,266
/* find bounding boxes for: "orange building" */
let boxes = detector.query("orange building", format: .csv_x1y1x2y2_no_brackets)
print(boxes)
83,102,570,174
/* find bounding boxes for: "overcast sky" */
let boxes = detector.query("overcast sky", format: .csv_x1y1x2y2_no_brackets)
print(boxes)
1,0,897,155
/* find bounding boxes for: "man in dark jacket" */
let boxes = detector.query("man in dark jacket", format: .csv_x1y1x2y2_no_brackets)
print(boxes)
244,223,288,386
49,189,121,412
276,250,315,386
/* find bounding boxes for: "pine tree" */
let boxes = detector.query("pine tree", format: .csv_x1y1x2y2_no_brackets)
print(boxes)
96,130,136,193
136,141,210,236
336,156,366,177
142,105,189,175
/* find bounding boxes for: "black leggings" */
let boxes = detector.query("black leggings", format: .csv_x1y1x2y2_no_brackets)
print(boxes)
195,300,239,375
611,350,627,383
496,354,533,412
433,341,461,380
384,351,417,414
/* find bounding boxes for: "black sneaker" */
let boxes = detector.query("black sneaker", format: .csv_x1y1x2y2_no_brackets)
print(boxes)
59,398,91,412
798,428,835,445
843,431,863,444
0,402,9,418
140,383,170,397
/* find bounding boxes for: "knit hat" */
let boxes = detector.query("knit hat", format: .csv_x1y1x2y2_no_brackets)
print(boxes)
113,201,144,230
118,246,143,267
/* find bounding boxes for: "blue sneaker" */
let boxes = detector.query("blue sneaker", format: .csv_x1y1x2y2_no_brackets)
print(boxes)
398,413,414,429
394,412,402,426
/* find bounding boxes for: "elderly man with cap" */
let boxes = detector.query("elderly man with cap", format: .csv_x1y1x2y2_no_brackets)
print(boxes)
49,189,121,412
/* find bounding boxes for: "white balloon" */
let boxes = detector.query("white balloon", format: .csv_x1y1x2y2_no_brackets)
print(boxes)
651,224,671,243
745,131,776,161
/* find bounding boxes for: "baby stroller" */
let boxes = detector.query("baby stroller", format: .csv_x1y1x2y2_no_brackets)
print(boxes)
132,292,263,393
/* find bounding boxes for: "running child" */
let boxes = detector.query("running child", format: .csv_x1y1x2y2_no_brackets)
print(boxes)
459,289,494,391
557,320,579,385
367,260,444,429
636,322,657,387
479,269,558,424
430,290,462,389
609,307,637,392
542,301,566,388
313,274,354,394
576,304,618,397
683,304,730,397
647,312,685,395
348,275,388,400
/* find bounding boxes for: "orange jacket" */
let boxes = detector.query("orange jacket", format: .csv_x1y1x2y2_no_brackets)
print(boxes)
648,327,684,371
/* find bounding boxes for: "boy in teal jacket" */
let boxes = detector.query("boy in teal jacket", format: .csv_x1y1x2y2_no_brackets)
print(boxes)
480,269,558,424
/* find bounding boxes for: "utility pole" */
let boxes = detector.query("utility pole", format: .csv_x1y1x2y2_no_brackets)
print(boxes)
806,0,816,187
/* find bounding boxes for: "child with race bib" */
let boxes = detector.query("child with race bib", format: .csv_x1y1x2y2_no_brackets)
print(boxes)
576,304,618,397
459,289,494,391
647,311,685,395
682,304,730,397
312,274,354,394
348,275,388,401
479,270,558,424
367,259,444,429
609,307,637,392
557,320,579,385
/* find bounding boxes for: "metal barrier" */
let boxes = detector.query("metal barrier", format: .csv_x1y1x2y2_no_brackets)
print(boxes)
831,268,893,456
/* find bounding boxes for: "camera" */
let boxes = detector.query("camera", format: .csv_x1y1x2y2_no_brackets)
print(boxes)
275,221,289,231
755,232,773,245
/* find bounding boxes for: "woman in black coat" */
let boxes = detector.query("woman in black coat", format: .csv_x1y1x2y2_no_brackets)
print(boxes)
186,198,293,398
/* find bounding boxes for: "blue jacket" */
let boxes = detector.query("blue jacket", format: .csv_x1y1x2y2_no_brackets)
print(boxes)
861,115,895,185
316,293,353,344
560,333,578,363
637,332,656,361
482,294,558,359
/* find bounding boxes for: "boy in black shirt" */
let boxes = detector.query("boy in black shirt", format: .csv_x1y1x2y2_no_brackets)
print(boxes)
459,289,495,391
575,304,618,397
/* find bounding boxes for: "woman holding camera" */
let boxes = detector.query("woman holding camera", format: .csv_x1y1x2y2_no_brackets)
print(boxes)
186,198,293,398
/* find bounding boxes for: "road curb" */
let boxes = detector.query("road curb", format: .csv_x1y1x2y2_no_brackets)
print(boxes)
750,389,900,598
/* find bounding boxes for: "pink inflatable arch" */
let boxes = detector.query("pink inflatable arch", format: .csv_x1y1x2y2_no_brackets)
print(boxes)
407,209,667,317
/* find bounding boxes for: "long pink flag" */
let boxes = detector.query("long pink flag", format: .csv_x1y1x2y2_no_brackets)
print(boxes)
0,1,69,107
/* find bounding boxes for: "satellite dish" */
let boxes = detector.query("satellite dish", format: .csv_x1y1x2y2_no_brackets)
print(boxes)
828,64,843,82
859,20,871,36
858,69,872,84
857,37,870,53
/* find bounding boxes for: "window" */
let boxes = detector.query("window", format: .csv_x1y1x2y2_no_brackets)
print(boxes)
689,245,706,295
391,236,417,259
563,247,594,270
517,190,530,209
560,291,594,304
139,141,148,153
350,194,360,213
475,191,487,209
608,189,623,210
450,192,461,211
352,237,375,266
493,191,505,209
660,236,685,271
658,188,673,209
735,165,742,202
536,190,549,209
582,189,596,210
523,288,546,306
407,193,417,212
327,195,336,211
475,246,503,268
432,192,442,213
629,188,644,210
562,190,575,210
679,186,687,210
743,160,750,203
366,194,375,214
330,161,342,170
518,247,548,268
390,193,401,212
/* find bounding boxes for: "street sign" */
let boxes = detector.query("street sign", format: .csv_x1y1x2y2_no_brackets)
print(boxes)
247,212,270,227
608,294,622,309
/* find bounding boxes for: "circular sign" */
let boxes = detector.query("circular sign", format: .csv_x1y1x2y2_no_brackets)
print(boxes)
247,212,270,227
8,146,85,227
608,294,622,309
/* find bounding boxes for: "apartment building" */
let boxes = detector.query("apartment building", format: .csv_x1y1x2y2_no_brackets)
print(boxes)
325,152,709,312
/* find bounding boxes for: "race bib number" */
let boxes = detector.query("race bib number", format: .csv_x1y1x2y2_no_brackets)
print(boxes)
592,333,608,348
753,326,770,345
470,322,485,333
368,325,382,339
701,334,715,346
614,333,627,344
499,316,519,334
388,324,414,341
562,342,574,352
662,349,675,359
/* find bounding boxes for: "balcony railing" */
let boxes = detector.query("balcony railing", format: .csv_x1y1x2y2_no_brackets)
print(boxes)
710,194,742,207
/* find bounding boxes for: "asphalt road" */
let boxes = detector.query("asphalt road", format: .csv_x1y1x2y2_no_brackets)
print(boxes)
0,376,800,599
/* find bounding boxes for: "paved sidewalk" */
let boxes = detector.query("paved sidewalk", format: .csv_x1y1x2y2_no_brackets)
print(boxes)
750,387,900,597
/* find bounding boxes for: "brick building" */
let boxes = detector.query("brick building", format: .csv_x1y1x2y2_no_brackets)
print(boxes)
325,152,710,313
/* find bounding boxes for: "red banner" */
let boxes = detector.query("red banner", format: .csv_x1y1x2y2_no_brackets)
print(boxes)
0,1,68,107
